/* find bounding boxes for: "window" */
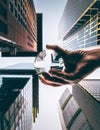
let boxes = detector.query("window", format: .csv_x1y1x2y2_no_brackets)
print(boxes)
20,0,23,6
0,20,8,34
21,9,23,15
21,18,23,25
9,2,13,13
14,8,17,18
18,4,21,12
18,14,20,22
27,42,33,48
14,0,17,7
0,5,7,19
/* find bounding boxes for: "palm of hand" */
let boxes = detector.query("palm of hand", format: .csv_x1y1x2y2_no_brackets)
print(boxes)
62,51,85,73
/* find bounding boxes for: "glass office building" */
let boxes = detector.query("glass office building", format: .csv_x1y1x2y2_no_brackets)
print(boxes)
58,81,100,130
58,0,100,50
72,80,100,130
0,76,33,130
58,0,100,130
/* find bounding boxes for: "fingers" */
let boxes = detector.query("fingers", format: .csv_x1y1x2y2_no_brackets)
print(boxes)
49,68,76,81
41,72,69,84
49,68,69,78
46,45,68,57
39,76,63,86
48,61,97,84
39,72,69,86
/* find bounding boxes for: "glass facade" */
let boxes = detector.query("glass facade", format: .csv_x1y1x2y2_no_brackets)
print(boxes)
0,76,33,130
58,1,100,129
59,88,93,130
70,111,92,130
72,81,100,130
59,0,100,50
59,88,72,110
80,79,100,102
63,13,100,50
58,77,100,130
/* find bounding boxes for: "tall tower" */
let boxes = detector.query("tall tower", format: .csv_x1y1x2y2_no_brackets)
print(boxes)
58,80,100,130
58,0,100,129
58,0,100,50
0,0,37,55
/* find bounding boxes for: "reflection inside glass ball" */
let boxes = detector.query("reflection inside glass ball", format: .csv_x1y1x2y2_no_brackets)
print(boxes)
34,49,64,74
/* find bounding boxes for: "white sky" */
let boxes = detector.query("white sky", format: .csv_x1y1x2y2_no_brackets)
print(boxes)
32,0,67,130
34,0,67,48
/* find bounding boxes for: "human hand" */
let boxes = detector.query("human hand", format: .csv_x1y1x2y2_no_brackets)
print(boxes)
39,45,100,86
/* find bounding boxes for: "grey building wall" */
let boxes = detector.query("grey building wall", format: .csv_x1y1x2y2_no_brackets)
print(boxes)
58,0,100,50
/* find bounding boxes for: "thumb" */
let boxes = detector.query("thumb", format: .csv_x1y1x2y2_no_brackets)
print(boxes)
46,45,68,57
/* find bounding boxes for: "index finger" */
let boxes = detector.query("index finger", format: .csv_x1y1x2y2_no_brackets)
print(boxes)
46,45,67,56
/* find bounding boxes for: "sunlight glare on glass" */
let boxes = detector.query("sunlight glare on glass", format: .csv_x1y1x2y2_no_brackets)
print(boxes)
34,49,64,74
34,49,53,73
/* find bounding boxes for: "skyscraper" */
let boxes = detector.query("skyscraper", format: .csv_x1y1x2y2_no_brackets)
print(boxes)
59,79,100,130
58,0,100,129
0,0,37,55
0,76,33,130
58,0,100,50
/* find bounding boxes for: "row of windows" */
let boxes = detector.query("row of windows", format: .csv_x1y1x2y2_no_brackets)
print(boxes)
9,0,26,12
9,0,37,38
64,39,97,50
9,1,37,50
9,1,26,20
27,15,36,40
27,26,37,42
80,80,100,102
9,1,27,29
27,18,37,40
27,42,33,48
64,42,97,50
65,17,98,43
63,4,100,40
64,15,100,50
59,88,92,129
64,37,97,50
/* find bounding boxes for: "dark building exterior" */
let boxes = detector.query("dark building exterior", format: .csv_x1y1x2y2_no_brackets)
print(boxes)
58,0,100,50
0,76,33,130
37,13,43,53
0,0,38,55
